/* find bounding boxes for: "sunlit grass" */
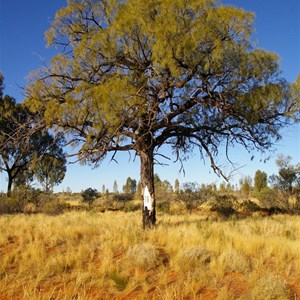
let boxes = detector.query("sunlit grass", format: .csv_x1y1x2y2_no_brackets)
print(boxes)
0,211,299,299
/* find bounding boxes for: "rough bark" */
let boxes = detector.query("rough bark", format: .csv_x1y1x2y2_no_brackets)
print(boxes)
140,149,156,228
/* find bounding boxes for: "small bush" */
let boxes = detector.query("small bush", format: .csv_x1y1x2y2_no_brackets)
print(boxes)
40,200,68,215
126,243,163,270
0,195,19,214
112,193,134,202
174,246,212,273
176,182,208,213
256,188,279,208
123,201,141,212
108,271,129,291
210,194,237,218
219,249,251,273
249,274,291,300
157,201,171,214
238,200,261,214
0,186,43,214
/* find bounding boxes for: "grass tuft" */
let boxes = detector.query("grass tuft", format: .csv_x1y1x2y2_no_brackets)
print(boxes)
173,246,212,274
219,248,251,274
126,243,162,270
250,273,291,300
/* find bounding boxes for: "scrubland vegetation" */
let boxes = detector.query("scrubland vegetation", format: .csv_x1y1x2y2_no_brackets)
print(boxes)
0,209,300,299
1,0,300,297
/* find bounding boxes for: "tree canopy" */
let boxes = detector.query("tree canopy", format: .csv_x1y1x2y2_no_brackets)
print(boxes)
270,155,300,193
25,0,299,225
254,170,268,192
0,74,66,194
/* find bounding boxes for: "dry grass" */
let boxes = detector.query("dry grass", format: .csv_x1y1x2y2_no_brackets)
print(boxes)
0,211,300,299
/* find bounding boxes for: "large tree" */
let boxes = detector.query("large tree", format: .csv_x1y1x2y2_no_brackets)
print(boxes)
26,0,299,226
32,143,67,192
0,74,66,195
0,91,36,195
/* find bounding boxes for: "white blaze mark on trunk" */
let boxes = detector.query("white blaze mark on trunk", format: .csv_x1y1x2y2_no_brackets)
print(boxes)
143,185,151,210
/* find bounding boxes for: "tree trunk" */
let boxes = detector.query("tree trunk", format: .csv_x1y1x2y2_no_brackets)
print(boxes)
7,172,13,196
140,149,156,228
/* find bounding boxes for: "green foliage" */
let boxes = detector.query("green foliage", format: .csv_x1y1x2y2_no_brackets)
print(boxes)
81,188,98,206
122,177,137,194
25,0,298,175
270,155,300,192
113,180,118,193
136,181,142,199
210,194,237,218
0,194,20,214
0,186,45,214
177,182,207,213
174,179,180,193
154,174,173,202
32,137,67,192
40,199,68,215
254,170,268,192
156,201,171,214
0,75,67,195
240,176,253,197
25,0,299,225
123,201,141,212
256,187,279,207
112,193,134,202
238,200,261,214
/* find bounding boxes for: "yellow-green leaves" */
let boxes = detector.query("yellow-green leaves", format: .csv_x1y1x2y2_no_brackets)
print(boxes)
25,0,297,173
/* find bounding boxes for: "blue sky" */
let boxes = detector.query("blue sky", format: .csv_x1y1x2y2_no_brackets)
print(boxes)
0,0,299,193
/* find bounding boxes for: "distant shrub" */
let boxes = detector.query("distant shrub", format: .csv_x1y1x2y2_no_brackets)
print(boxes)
157,201,171,214
176,182,208,213
210,194,237,218
81,188,98,207
256,188,278,207
40,200,68,215
112,193,134,202
123,201,141,212
22,202,38,214
238,200,261,213
0,186,44,214
0,195,18,214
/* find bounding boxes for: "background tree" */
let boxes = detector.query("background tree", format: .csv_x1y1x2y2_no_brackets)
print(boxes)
270,155,300,193
81,188,98,207
113,180,119,194
254,170,268,192
33,152,66,192
219,182,227,193
177,182,205,213
123,177,137,194
136,181,142,199
240,176,253,197
174,179,180,194
26,0,299,226
0,76,63,195
154,173,173,201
